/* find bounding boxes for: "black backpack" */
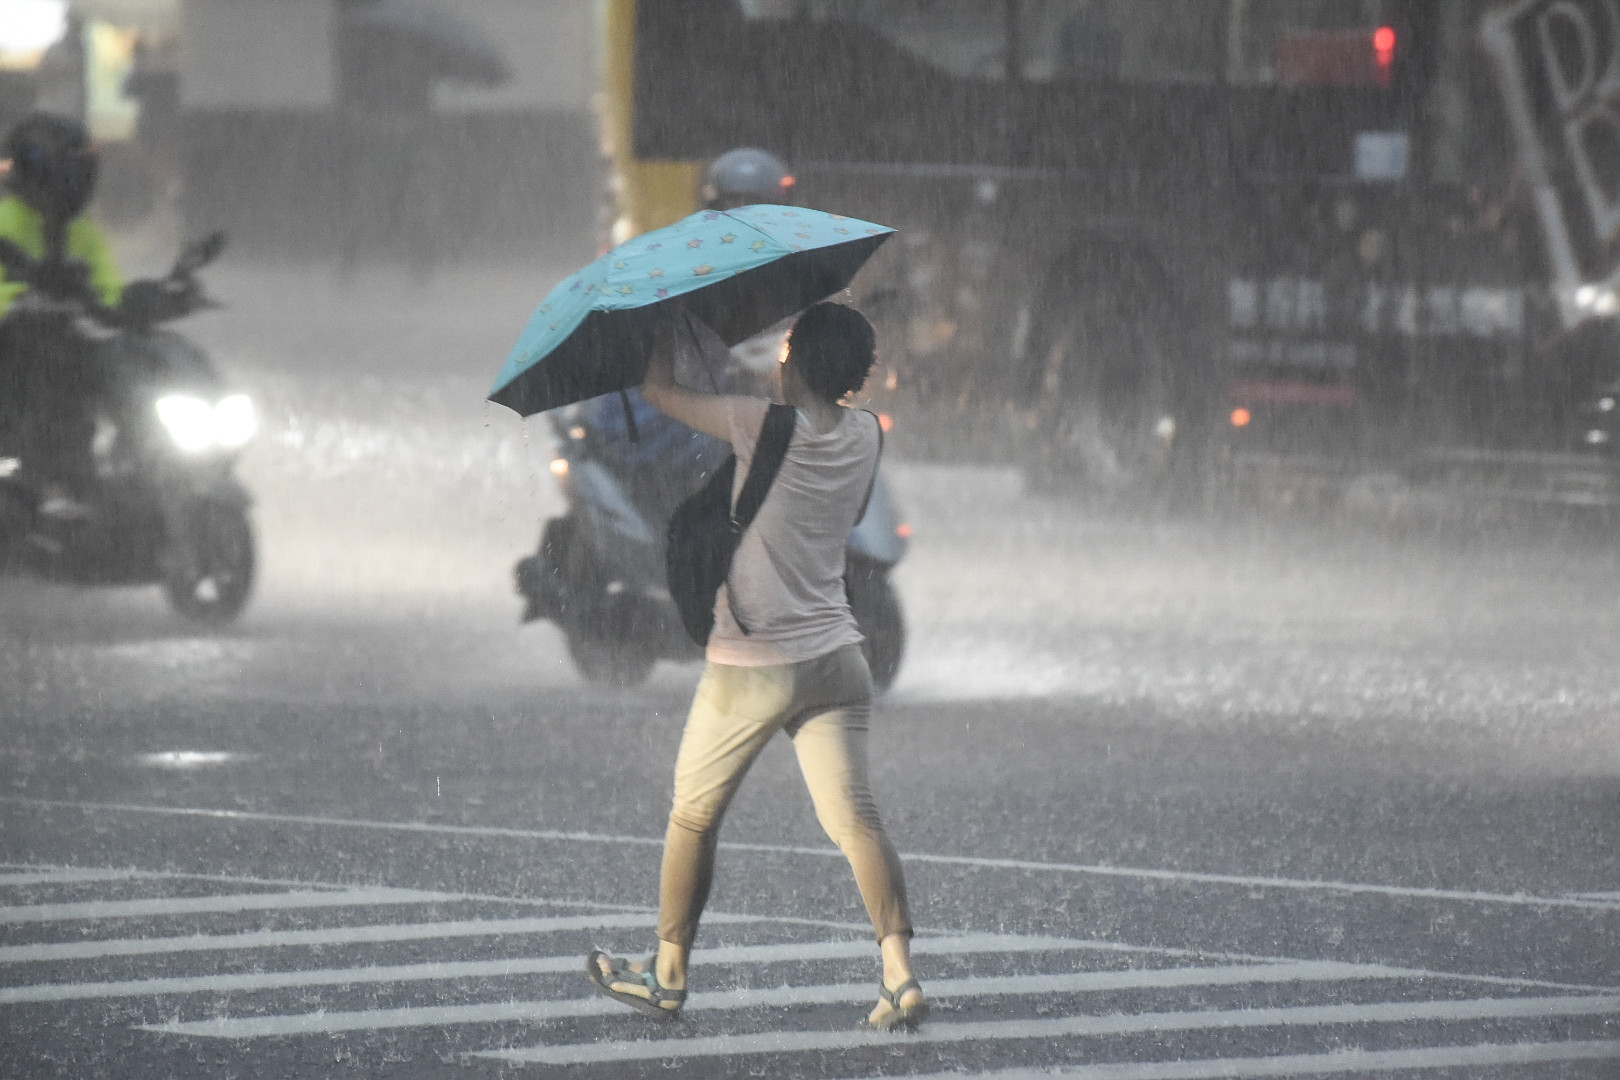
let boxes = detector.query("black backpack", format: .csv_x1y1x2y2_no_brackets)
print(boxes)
665,403,796,646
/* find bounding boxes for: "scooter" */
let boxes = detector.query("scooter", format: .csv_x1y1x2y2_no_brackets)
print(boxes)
0,232,258,624
516,402,909,690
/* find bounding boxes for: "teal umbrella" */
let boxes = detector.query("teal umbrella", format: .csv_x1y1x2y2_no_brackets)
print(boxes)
489,205,894,417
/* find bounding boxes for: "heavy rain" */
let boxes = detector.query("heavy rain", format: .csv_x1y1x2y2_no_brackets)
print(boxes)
0,2,1616,1078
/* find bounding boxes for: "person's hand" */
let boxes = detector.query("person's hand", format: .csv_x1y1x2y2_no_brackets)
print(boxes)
29,258,91,300
119,275,200,327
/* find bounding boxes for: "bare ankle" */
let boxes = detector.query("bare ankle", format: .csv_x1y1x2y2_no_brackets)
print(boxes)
655,940,689,989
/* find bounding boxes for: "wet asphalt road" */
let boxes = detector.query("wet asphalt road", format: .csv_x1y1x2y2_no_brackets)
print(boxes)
1,262,1617,1079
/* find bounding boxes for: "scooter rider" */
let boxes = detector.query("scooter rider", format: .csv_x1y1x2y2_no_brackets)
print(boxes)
0,112,196,517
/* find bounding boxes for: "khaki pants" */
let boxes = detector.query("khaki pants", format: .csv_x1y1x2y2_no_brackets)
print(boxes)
658,644,913,948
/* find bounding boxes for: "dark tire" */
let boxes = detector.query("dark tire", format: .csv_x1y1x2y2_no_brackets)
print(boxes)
847,558,904,693
1028,275,1179,500
565,618,657,688
163,501,255,625
560,531,657,688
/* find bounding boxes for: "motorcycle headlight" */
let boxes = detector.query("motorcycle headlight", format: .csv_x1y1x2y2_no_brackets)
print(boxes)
156,394,216,452
156,393,257,452
214,394,258,449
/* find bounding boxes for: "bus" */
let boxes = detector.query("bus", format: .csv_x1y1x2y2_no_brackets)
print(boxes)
604,0,1620,506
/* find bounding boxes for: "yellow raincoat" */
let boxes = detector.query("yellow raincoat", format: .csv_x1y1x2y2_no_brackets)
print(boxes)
0,194,123,318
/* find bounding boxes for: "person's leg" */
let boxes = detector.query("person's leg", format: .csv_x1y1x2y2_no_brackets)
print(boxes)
786,645,922,1024
596,661,792,1004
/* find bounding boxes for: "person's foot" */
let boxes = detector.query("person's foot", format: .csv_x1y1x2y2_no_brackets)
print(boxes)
586,951,686,1018
866,977,927,1029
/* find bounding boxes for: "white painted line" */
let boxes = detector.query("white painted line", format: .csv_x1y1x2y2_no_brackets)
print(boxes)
7,797,1616,913
0,868,157,888
685,961,1394,1014
0,887,447,924
3,955,592,1005
0,863,663,916
477,993,1620,1066
874,1039,1620,1080
0,912,740,965
140,955,1387,1039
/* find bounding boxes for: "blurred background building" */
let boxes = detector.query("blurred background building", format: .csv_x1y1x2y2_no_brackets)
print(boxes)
0,0,602,262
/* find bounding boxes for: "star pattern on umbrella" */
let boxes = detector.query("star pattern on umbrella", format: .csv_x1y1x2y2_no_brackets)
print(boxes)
648,268,664,278
687,238,703,248
693,263,713,276
720,234,736,244
618,284,634,295
750,240,767,251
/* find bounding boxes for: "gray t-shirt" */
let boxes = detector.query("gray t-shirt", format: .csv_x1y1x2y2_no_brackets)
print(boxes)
707,397,881,667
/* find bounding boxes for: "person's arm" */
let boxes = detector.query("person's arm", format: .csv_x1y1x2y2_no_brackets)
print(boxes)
69,217,124,308
640,318,742,442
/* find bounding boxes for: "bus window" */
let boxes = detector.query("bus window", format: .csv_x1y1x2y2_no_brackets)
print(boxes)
733,1,1225,85
1024,1,1224,84
1228,0,1391,86
740,0,1009,79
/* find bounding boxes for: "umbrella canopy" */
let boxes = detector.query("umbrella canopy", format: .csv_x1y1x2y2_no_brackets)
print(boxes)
489,205,894,417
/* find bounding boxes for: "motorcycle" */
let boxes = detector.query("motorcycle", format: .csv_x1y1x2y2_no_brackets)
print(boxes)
0,232,258,624
516,402,909,690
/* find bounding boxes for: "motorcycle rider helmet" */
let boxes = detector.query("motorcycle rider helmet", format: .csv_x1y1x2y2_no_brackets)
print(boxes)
701,147,794,210
3,112,99,220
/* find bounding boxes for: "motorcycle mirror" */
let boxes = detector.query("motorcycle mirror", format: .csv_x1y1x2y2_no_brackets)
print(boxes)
169,230,228,278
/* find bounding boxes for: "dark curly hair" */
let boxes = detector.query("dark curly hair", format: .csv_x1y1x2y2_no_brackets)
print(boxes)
786,302,877,404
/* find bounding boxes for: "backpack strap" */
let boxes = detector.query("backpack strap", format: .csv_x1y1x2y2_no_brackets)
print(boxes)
854,409,884,523
731,402,796,531
724,402,796,636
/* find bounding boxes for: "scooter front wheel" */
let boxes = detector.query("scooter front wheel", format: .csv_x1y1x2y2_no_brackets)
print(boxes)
566,625,657,688
164,501,255,625
847,557,904,693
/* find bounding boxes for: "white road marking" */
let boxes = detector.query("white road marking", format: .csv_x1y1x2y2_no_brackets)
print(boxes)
0,868,159,887
3,955,597,1005
0,887,447,924
140,957,1390,1039
879,1039,1620,1080
478,993,1620,1066
7,796,1616,912
0,912,749,965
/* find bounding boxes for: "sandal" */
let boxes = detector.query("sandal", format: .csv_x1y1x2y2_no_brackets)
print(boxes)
585,950,687,1020
862,976,928,1032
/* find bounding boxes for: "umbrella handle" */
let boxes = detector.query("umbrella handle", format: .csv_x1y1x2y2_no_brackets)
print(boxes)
619,389,641,443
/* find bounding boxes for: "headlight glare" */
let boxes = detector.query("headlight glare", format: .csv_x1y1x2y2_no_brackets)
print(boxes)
214,394,258,448
156,394,216,452
156,393,257,452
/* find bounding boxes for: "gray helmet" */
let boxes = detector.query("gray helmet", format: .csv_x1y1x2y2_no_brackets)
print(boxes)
702,147,794,209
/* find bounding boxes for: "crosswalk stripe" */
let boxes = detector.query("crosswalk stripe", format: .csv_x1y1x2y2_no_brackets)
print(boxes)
874,1038,1620,1080
2,955,591,1004
0,912,775,1004
476,993,1620,1066
0,912,765,965
137,958,1391,1039
0,868,158,888
0,888,447,924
